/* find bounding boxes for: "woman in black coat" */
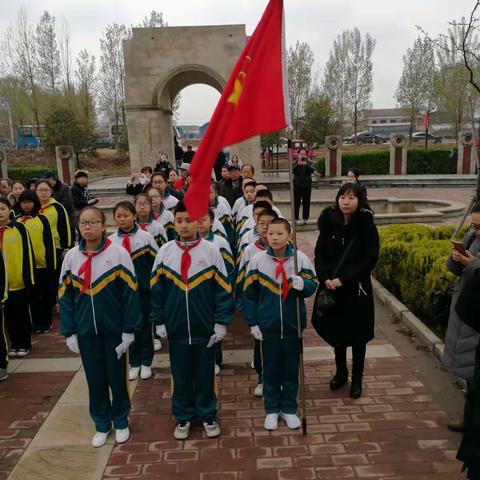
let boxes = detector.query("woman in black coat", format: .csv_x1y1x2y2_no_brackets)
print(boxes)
312,182,379,399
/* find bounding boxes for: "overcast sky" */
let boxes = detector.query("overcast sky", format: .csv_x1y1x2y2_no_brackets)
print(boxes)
0,0,474,125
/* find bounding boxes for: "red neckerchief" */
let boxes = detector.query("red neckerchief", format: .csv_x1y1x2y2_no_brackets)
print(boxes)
122,233,131,253
39,199,53,214
78,239,112,293
272,257,290,302
19,215,33,224
139,223,148,231
254,240,266,251
0,225,6,248
176,238,202,287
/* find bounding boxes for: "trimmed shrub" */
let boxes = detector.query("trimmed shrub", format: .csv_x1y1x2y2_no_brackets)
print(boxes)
7,167,54,184
407,148,457,174
341,150,390,175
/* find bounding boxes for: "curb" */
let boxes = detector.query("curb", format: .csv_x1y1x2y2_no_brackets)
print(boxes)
371,277,445,362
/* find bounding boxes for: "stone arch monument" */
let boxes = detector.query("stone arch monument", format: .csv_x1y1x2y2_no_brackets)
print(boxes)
124,25,261,173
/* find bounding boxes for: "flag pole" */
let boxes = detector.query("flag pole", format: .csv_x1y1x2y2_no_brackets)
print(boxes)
287,133,308,436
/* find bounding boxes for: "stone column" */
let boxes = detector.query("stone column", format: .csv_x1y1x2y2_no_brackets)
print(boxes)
228,136,261,175
389,134,407,175
325,136,342,177
457,131,476,174
55,145,76,185
0,147,7,178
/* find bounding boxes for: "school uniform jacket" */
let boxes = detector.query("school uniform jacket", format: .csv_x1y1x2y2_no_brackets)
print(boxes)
162,192,179,211
237,227,260,265
212,219,229,244
204,232,235,283
211,199,235,246
1,221,35,292
232,196,250,223
149,238,234,345
0,251,7,303
137,218,168,248
235,238,266,306
237,204,284,239
109,226,158,294
59,240,142,337
18,214,56,271
243,245,318,339
155,208,176,241
40,198,72,249
218,196,232,215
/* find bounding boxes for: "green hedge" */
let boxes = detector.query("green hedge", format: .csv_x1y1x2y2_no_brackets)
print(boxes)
7,167,54,184
374,223,469,338
314,147,458,176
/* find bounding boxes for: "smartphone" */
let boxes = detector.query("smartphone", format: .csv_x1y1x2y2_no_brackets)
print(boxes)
451,240,467,256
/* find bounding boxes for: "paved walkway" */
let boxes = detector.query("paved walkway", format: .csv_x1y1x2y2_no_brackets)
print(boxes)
1,233,468,479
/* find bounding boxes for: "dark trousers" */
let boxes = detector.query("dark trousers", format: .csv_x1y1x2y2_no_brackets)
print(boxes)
4,289,32,350
334,344,367,379
31,269,54,331
215,341,223,366
262,337,299,414
53,249,64,304
293,184,312,221
129,294,154,368
254,339,263,383
0,310,8,369
169,340,217,423
78,333,130,433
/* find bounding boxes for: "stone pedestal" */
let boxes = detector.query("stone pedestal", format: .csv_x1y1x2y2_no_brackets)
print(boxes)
0,147,7,178
457,131,476,174
389,134,407,175
55,145,76,185
325,136,342,177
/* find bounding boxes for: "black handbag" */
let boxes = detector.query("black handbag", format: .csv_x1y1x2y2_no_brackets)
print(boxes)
314,236,356,317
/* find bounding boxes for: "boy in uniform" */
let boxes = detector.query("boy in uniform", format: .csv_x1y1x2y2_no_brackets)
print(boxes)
150,202,234,440
243,219,317,430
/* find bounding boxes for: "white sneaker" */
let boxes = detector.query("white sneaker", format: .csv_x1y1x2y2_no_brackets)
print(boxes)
115,427,130,443
215,364,220,375
140,365,152,380
279,412,301,429
254,383,263,397
153,338,162,351
92,431,109,448
174,421,191,440
203,420,221,438
16,349,30,357
264,413,279,430
128,367,140,381
250,360,255,369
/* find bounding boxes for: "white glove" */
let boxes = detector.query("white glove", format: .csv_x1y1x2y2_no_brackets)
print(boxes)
292,275,304,291
115,333,135,359
250,325,263,341
206,323,227,348
155,325,167,339
66,334,80,354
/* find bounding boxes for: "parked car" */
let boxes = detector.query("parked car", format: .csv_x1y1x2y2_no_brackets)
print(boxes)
411,132,442,143
343,132,388,145
95,137,113,149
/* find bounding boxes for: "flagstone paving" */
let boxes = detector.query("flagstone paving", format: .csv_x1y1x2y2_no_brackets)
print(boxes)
1,232,469,479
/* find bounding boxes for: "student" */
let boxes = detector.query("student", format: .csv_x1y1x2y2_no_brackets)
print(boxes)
237,189,283,240
150,172,180,209
134,194,168,248
243,218,317,430
237,201,274,264
150,202,234,440
36,179,72,296
59,206,142,448
232,180,256,225
9,181,25,216
0,251,7,381
109,201,159,380
126,166,153,196
198,209,235,376
0,198,35,357
17,190,56,333
209,182,235,248
236,208,278,396
148,188,176,241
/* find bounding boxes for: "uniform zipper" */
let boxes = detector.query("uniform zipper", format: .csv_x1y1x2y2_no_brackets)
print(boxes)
89,284,98,334
279,288,284,339
358,282,367,296
186,288,192,345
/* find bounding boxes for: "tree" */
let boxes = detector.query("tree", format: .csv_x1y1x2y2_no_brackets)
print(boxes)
288,41,315,136
36,11,61,100
136,10,168,28
75,50,96,122
396,37,436,138
58,17,73,97
98,23,128,149
323,28,376,139
300,90,339,146
1,7,42,131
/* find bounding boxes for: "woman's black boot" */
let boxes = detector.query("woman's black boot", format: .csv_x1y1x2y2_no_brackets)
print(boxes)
350,344,366,399
350,376,363,399
330,347,348,390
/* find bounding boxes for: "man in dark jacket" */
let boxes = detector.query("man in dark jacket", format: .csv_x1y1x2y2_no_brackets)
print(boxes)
219,164,243,208
43,171,75,220
71,170,99,213
182,145,195,164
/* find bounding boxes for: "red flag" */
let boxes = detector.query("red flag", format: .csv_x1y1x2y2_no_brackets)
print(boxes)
423,112,430,130
185,0,289,219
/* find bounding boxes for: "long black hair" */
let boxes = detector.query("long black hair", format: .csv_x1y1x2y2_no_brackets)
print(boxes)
18,190,41,216
335,181,369,215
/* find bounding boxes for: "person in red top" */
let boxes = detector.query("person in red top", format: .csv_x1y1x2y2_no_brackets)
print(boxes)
173,163,190,191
